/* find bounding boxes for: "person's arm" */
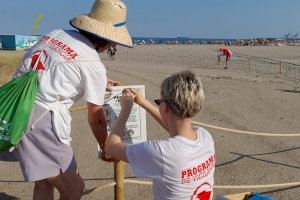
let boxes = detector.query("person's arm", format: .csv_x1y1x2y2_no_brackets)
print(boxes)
130,89,168,131
106,78,120,92
106,90,164,178
87,102,113,162
105,91,134,162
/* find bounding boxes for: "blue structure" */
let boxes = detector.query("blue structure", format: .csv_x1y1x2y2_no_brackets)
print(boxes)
0,35,39,50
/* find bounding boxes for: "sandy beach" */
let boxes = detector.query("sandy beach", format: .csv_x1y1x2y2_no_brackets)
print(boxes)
0,44,299,199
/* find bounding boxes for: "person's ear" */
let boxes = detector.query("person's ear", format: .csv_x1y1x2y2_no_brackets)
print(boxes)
161,101,169,113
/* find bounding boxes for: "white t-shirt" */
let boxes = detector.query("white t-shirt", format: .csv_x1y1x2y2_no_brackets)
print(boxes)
126,126,215,200
14,29,107,145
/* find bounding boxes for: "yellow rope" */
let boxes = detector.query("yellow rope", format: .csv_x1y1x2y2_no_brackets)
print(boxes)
69,105,300,137
69,105,87,112
213,181,300,189
83,182,116,195
83,179,300,195
191,121,300,137
124,179,300,189
124,179,152,186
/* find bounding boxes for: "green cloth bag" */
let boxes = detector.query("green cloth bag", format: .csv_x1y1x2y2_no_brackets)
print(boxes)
0,70,38,151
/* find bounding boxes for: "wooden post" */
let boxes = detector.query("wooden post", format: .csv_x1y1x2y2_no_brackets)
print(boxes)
147,52,150,63
218,55,220,66
114,161,125,200
126,51,129,62
0,67,2,84
279,61,282,78
248,58,251,69
0,59,3,81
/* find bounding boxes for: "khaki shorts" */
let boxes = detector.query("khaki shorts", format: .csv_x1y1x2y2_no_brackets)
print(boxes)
0,104,77,182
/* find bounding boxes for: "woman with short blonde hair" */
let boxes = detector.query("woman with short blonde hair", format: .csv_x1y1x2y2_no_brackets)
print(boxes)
160,70,205,118
106,70,215,200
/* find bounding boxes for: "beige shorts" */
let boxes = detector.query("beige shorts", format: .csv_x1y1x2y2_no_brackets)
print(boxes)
0,104,77,182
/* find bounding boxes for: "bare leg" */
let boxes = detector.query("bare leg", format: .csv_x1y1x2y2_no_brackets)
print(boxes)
33,180,54,200
224,61,228,69
33,169,84,200
224,57,229,69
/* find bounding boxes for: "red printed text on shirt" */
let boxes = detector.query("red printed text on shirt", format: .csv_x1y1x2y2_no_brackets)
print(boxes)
181,154,216,184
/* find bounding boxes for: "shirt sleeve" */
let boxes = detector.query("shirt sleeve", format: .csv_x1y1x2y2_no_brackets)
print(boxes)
126,140,164,179
80,61,107,105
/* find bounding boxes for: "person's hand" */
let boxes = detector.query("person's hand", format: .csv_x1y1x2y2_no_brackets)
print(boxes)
129,88,145,106
99,142,115,162
106,79,120,92
100,151,115,162
120,89,135,112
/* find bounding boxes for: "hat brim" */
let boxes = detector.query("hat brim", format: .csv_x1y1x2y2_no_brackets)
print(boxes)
70,15,133,48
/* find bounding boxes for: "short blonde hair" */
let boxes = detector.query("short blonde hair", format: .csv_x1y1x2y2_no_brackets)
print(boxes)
160,70,204,118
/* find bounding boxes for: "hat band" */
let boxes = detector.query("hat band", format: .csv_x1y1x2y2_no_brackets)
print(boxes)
114,21,126,27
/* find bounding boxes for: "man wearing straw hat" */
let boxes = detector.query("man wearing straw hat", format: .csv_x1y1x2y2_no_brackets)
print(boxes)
0,0,132,199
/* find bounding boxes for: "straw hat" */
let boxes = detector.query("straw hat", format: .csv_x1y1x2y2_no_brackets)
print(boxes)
70,0,133,48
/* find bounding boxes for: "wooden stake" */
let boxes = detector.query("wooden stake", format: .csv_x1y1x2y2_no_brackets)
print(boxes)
114,161,125,200
248,58,251,69
279,61,282,78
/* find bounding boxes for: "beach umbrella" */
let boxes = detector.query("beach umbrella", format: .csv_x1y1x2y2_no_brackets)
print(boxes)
0,70,38,151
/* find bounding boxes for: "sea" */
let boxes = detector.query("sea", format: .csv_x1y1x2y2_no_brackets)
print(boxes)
132,37,236,44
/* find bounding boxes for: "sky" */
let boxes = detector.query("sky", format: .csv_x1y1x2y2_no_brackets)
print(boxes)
0,0,299,39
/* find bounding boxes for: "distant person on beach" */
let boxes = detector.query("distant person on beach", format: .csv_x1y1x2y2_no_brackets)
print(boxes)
106,70,216,200
219,48,232,69
0,0,132,199
107,44,117,59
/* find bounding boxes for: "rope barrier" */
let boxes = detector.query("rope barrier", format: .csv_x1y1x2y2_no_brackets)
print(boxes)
83,179,300,196
191,121,300,137
69,105,300,137
233,52,300,68
69,105,87,112
214,181,300,189
209,46,300,82
83,182,116,195
125,179,300,189
116,50,299,83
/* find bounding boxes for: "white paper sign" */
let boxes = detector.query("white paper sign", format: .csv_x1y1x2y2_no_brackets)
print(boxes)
98,85,147,158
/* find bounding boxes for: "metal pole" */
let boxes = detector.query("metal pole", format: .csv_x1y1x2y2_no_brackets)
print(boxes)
114,161,125,200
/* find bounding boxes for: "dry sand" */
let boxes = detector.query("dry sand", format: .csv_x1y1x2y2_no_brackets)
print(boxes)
0,45,299,199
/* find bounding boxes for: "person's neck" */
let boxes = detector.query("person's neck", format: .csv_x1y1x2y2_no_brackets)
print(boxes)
79,31,98,49
168,116,197,141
